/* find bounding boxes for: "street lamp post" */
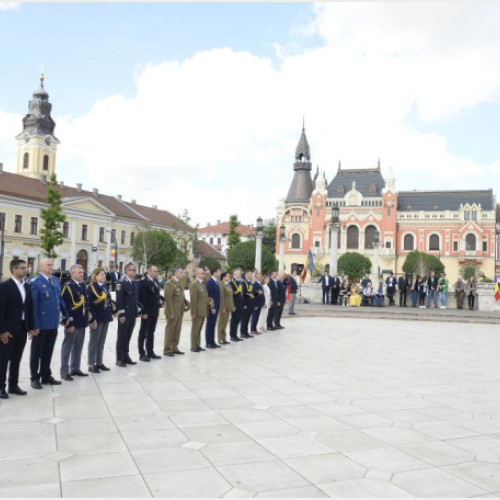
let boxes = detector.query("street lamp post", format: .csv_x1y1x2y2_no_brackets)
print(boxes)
106,229,118,270
329,204,340,275
0,213,5,282
372,230,380,280
255,216,263,271
278,223,286,273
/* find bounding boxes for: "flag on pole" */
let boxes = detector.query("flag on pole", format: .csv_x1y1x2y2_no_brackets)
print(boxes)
110,243,117,260
300,248,315,283
495,276,500,302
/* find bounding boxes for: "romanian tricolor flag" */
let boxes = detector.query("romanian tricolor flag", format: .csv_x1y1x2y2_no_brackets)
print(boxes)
495,276,500,302
300,248,314,283
110,243,117,260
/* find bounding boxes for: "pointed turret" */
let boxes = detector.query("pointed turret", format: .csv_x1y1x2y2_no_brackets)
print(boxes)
21,72,56,136
286,125,313,204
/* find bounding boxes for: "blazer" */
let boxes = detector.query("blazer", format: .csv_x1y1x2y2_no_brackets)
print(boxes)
30,274,69,331
289,276,298,294
253,281,265,307
87,282,114,324
205,277,221,311
0,278,34,334
319,275,332,290
61,280,90,329
277,280,287,303
138,277,162,317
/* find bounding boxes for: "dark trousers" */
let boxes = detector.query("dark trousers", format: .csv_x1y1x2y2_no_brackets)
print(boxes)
331,287,340,305
275,303,284,327
205,310,219,345
138,315,158,356
387,289,395,306
240,305,252,335
117,317,136,362
30,328,58,382
267,304,277,328
250,306,262,332
0,328,27,389
322,289,330,304
468,294,475,309
230,306,242,339
399,291,407,307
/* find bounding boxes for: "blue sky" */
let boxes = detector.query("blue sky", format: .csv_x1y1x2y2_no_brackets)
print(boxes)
1,2,500,225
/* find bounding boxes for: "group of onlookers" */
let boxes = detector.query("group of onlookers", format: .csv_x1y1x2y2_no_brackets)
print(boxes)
319,270,478,310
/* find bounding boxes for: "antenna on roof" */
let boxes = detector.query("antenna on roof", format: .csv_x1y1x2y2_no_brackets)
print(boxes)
338,160,341,171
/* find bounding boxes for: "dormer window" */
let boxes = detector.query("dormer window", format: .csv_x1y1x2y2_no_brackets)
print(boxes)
336,184,346,196
368,182,378,195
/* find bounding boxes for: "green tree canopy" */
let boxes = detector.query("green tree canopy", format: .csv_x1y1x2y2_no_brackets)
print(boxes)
40,173,66,259
402,250,445,277
199,257,222,271
131,229,183,273
227,215,241,252
337,252,372,281
227,240,278,275
262,219,277,254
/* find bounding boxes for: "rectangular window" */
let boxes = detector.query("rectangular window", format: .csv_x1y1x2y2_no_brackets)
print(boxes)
111,229,116,243
27,257,35,274
30,217,38,235
61,259,67,271
385,241,391,249
217,237,221,245
314,240,320,248
14,215,22,233
130,232,135,245
483,241,488,252
453,241,458,252
99,227,105,242
209,237,214,245
121,230,126,245
98,260,103,267
63,221,69,238
81,224,88,240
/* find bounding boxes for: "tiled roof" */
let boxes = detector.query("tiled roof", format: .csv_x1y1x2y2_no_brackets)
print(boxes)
0,171,192,229
397,190,495,211
193,239,227,261
327,168,385,198
198,222,255,237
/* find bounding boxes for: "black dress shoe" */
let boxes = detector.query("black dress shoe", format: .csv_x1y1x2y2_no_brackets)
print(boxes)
98,364,110,371
277,326,285,329
267,327,276,331
149,353,162,359
88,365,100,374
31,380,42,390
221,340,230,344
198,347,206,351
140,355,150,362
0,389,8,399
165,352,175,357
175,350,185,355
62,374,74,381
116,360,127,367
125,359,137,365
41,376,62,385
70,369,88,377
190,348,201,352
231,337,243,341
8,386,27,395
206,344,217,349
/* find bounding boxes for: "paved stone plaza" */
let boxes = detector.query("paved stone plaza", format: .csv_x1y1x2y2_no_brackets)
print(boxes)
2,315,500,497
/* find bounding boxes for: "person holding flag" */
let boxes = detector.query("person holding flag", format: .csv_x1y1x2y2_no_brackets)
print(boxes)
300,248,314,283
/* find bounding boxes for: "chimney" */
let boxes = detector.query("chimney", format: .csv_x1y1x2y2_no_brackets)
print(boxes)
207,222,210,227
60,180,64,188
77,183,82,192
152,205,157,209
131,199,136,204
117,194,122,201
93,188,98,195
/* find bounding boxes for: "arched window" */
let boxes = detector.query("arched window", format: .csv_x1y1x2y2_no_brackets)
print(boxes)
429,234,440,251
465,233,476,251
364,225,377,249
346,225,359,249
291,233,301,249
76,249,88,271
403,234,414,251
43,155,49,171
23,153,29,169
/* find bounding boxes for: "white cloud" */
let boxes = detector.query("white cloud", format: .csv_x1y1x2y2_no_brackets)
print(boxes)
0,3,20,11
3,3,500,226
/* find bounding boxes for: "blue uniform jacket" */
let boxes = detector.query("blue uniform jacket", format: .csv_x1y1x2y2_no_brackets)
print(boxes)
229,279,244,309
116,278,141,319
205,277,221,311
252,281,265,307
87,282,114,324
30,274,69,331
61,280,89,329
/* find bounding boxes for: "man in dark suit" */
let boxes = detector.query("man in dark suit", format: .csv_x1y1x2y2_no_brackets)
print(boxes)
108,266,121,292
319,271,332,304
138,264,163,361
398,273,408,307
385,271,397,306
229,268,244,341
205,266,221,348
0,259,35,398
267,271,279,330
240,270,255,339
274,273,287,329
251,271,265,334
331,273,341,305
116,263,141,367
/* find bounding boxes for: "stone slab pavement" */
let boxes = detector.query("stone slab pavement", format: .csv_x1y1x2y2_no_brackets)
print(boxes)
1,315,500,497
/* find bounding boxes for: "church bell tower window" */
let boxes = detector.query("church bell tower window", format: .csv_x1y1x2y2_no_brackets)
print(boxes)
43,155,49,171
23,152,29,169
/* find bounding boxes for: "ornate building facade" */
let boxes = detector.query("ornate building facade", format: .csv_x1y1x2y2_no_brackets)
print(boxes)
0,75,195,278
277,127,497,280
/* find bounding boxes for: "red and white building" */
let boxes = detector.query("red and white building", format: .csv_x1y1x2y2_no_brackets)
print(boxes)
198,221,255,256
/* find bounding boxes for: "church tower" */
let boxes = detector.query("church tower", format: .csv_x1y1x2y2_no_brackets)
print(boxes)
15,72,59,180
285,124,314,204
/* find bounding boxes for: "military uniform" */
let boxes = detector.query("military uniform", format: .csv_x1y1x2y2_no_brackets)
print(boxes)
163,277,187,355
60,279,90,378
137,276,163,359
240,278,254,338
217,281,234,344
229,278,244,341
115,277,141,365
189,279,209,351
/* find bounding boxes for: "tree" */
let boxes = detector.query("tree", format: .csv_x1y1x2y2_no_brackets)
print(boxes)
171,210,198,267
131,229,180,273
199,257,221,270
227,214,241,252
40,173,66,259
461,263,478,280
337,252,372,280
227,240,278,275
402,250,445,277
262,219,277,253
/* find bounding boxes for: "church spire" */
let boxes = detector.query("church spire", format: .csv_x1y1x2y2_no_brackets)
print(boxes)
295,121,311,161
23,70,55,136
286,123,313,203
